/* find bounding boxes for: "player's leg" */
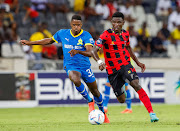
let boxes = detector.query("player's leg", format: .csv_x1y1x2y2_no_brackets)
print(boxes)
121,83,132,113
103,78,111,113
130,79,159,122
124,64,159,122
82,68,110,123
68,71,93,104
86,81,110,123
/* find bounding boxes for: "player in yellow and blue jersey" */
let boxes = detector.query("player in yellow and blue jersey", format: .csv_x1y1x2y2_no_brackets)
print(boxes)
20,15,110,123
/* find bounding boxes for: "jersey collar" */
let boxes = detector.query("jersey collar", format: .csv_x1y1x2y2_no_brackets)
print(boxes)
110,28,122,35
70,29,83,37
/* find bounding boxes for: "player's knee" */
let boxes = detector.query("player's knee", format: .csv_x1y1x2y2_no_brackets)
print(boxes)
118,98,125,103
71,77,81,86
130,80,141,92
117,95,126,103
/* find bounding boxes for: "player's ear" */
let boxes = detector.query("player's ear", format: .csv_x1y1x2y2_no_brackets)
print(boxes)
123,20,125,25
70,21,73,27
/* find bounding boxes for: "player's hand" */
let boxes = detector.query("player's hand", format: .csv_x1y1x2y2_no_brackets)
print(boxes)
99,62,106,71
137,62,146,73
68,49,79,56
20,40,31,45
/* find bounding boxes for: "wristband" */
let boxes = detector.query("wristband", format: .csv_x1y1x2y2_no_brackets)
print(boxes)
97,60,103,65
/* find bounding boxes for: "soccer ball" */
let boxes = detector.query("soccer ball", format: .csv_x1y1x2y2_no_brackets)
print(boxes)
88,109,105,125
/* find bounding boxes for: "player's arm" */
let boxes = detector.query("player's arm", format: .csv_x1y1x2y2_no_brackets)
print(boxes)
91,42,106,71
126,45,146,73
68,45,93,57
20,38,55,46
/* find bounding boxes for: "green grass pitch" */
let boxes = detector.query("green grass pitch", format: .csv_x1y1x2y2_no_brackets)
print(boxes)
0,104,180,131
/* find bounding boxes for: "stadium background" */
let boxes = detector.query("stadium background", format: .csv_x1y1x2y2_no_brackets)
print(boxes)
0,0,180,130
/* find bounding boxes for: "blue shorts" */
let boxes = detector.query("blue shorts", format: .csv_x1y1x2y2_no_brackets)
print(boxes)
65,65,96,83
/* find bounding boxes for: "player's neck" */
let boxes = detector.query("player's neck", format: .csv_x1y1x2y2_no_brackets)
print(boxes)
71,30,81,36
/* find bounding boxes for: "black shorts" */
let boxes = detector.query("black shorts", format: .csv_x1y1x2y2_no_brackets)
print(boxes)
108,64,139,97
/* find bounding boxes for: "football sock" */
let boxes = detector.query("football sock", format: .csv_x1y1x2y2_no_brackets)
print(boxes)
76,83,92,103
126,89,132,109
103,85,111,108
137,88,153,113
94,94,105,113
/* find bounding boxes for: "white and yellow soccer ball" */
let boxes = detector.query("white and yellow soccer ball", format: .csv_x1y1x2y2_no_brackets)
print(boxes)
88,109,105,125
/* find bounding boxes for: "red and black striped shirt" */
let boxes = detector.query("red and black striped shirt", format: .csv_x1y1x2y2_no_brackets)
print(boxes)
95,28,131,75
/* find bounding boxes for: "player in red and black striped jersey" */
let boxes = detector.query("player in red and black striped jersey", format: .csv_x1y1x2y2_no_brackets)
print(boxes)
91,12,159,122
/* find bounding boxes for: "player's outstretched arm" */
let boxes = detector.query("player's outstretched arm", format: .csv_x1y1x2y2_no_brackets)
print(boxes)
91,46,106,71
20,38,55,46
126,45,146,73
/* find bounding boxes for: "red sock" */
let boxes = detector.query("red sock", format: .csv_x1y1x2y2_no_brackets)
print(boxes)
137,88,153,113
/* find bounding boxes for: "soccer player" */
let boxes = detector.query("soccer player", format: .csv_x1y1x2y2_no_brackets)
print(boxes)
91,12,159,122
20,15,110,123
103,78,132,114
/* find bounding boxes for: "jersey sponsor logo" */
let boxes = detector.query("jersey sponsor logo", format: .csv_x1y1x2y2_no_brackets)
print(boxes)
111,41,115,45
128,70,131,74
77,38,83,45
64,44,73,49
65,38,69,42
64,44,83,49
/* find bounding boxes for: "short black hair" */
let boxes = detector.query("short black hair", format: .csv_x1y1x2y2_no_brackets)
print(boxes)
112,12,124,20
71,14,82,21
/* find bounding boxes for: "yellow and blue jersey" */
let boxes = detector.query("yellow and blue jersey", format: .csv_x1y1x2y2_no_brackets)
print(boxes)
52,29,95,68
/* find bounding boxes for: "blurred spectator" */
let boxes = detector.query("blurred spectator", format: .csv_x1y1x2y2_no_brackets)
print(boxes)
42,44,57,59
138,21,150,37
84,0,101,23
47,0,69,14
0,6,14,52
168,6,180,32
41,22,57,60
57,44,63,60
159,21,171,48
88,25,96,40
107,0,117,18
0,0,10,12
150,31,167,57
29,25,45,70
31,0,47,13
74,0,85,13
41,22,52,38
4,0,19,13
0,32,3,57
137,29,151,57
128,25,139,57
22,45,34,60
11,22,18,42
177,0,180,7
23,3,39,27
171,23,180,45
0,5,14,27
156,0,171,17
118,1,136,23
95,0,109,20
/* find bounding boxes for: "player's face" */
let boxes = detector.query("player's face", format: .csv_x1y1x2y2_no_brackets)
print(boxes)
70,20,82,35
111,17,125,33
